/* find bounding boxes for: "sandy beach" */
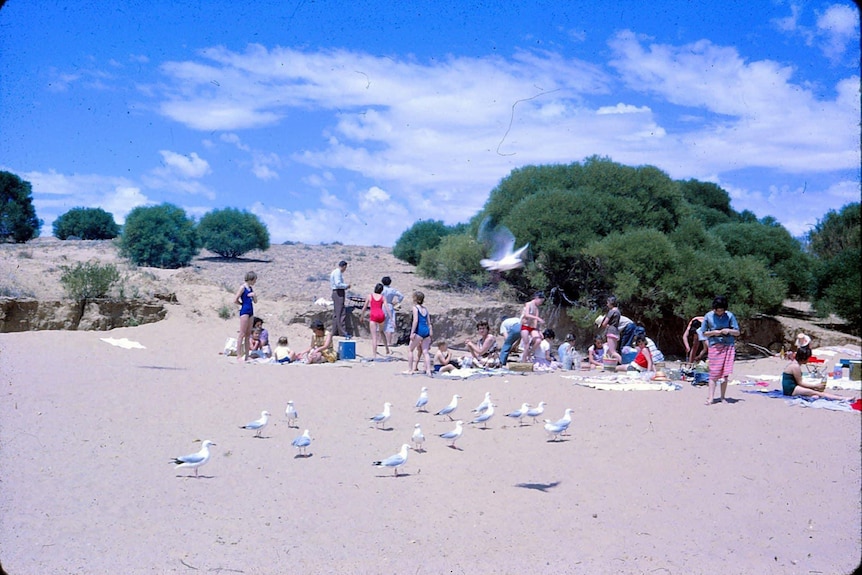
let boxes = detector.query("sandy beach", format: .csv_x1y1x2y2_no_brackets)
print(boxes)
1,241,860,574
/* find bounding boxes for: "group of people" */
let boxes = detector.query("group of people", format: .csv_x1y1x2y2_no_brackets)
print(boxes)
233,270,339,365
237,266,853,405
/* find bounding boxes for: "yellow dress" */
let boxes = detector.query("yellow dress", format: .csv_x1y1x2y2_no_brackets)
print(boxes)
312,330,337,363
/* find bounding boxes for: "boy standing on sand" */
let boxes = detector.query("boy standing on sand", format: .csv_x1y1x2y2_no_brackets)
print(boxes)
519,292,545,363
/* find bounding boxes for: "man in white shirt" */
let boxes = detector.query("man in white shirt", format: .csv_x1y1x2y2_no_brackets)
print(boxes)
330,260,351,337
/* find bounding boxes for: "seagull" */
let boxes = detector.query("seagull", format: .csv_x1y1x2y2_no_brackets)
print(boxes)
471,391,492,414
525,401,546,424
370,402,393,429
505,402,531,426
543,419,567,441
171,440,216,478
415,387,429,412
554,408,574,435
291,429,312,457
411,423,426,451
478,219,529,272
372,443,411,476
240,410,271,437
439,420,464,447
469,403,496,429
435,394,461,421
285,400,299,428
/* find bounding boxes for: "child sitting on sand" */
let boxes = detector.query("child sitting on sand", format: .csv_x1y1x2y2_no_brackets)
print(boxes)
273,336,296,364
248,327,270,359
433,341,459,373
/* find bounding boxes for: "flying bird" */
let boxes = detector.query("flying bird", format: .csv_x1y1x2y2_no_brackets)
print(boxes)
469,403,496,429
415,387,429,412
285,400,299,428
240,410,271,438
525,401,546,424
411,423,426,451
439,420,464,447
505,402,531,426
471,391,492,414
370,402,393,429
543,419,567,441
291,429,312,456
171,440,216,478
478,218,529,272
372,443,411,476
435,394,461,421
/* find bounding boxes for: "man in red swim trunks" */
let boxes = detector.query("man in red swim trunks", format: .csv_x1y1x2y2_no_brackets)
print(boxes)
519,291,545,363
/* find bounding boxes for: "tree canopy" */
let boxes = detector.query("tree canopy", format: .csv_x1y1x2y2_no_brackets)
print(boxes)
53,207,120,240
0,171,42,243
197,208,270,258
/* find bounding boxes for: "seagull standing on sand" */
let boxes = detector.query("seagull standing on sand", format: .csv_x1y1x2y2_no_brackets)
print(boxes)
505,402,531,426
543,419,567,441
285,400,299,428
554,408,574,435
171,440,216,477
370,402,393,429
291,429,312,456
469,403,496,429
439,420,464,447
411,423,426,451
415,387,429,412
435,394,461,421
471,392,492,414
525,401,546,424
241,411,271,437
372,443,411,476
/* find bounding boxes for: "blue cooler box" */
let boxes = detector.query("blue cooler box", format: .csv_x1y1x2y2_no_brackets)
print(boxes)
338,340,356,360
621,351,637,364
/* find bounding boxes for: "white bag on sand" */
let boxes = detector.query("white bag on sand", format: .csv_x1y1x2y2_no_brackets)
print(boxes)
223,337,237,356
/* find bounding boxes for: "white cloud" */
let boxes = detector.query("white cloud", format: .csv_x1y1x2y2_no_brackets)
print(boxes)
158,150,211,178
816,3,859,60
597,103,651,115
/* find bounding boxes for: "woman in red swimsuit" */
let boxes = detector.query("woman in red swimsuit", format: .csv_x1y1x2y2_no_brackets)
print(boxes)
361,283,390,360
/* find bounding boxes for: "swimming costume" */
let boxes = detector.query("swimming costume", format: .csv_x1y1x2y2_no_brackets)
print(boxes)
781,372,797,396
415,306,430,338
520,325,537,333
369,294,386,323
239,285,254,316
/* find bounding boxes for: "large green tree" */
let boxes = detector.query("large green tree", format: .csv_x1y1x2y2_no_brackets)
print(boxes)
0,171,42,243
119,203,200,268
53,207,120,240
197,208,270,258
807,203,861,332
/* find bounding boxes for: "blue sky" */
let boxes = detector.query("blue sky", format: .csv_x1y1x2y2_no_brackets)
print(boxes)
0,1,858,246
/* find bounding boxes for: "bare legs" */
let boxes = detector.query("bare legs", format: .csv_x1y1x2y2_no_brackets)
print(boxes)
238,314,252,362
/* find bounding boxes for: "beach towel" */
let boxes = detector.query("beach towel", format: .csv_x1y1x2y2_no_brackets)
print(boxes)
101,337,146,349
562,374,680,391
742,389,858,412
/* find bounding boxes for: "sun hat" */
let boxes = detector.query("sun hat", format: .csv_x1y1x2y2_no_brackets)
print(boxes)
795,333,811,348
594,314,605,327
651,370,671,382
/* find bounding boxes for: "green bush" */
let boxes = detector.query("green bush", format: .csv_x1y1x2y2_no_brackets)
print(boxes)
393,220,452,265
119,203,200,268
197,208,270,258
0,171,42,243
808,203,861,332
53,207,120,240
416,233,485,287
59,261,121,300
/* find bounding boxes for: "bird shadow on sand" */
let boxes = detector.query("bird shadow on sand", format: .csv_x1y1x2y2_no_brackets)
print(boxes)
293,453,313,459
376,472,413,478
446,445,464,451
515,481,561,493
546,437,570,443
373,426,395,431
252,435,271,440
177,474,215,479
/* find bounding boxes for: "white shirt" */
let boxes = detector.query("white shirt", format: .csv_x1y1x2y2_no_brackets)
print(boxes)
500,317,521,335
